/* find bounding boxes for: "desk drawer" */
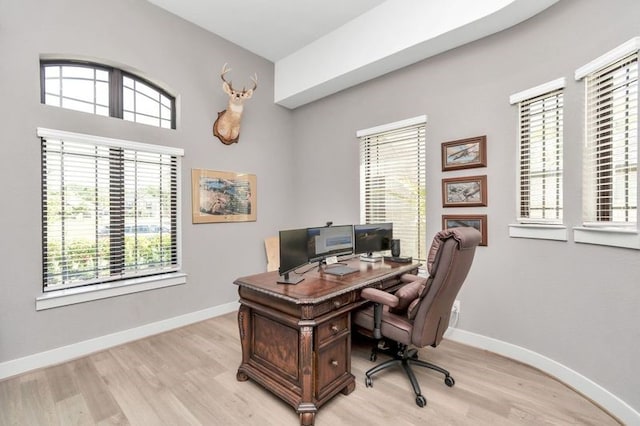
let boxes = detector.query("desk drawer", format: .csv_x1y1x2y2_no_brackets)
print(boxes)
316,335,349,394
315,292,354,317
317,314,349,345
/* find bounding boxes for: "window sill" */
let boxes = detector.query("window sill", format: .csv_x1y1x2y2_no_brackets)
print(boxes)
508,223,567,241
36,272,187,311
573,226,640,250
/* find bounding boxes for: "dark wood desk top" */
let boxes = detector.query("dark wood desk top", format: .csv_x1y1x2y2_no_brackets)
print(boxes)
234,257,421,304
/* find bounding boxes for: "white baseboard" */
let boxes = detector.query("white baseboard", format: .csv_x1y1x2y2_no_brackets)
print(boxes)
0,301,239,381
446,327,640,425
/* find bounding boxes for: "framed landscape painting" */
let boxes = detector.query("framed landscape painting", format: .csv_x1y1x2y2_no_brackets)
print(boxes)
442,214,488,246
441,135,487,171
192,169,257,223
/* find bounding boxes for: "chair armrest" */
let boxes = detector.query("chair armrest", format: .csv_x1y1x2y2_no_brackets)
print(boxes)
361,287,398,340
361,287,399,308
400,273,424,283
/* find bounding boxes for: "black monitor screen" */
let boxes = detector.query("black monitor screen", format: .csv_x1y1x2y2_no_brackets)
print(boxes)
354,223,393,255
278,228,309,276
307,225,354,262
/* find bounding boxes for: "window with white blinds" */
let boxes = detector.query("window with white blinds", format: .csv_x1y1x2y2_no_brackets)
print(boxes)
39,128,183,291
583,52,638,226
358,117,426,261
517,89,564,223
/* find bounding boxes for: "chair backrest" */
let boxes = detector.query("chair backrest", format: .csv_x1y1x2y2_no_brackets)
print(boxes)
265,236,280,272
410,227,481,348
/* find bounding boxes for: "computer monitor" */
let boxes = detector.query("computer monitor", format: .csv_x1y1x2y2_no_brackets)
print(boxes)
354,223,393,259
307,224,354,264
277,228,309,284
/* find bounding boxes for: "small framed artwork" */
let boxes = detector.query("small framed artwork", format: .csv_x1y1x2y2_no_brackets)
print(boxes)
442,175,487,207
192,169,257,223
442,214,488,246
441,135,487,171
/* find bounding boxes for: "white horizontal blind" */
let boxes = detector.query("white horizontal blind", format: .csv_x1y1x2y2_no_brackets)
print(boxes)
518,89,563,223
583,52,638,225
359,121,426,260
41,132,180,291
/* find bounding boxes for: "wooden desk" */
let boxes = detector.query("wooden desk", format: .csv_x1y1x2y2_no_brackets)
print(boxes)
234,258,419,426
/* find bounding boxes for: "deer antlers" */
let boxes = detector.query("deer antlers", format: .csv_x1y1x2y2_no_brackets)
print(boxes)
220,63,257,93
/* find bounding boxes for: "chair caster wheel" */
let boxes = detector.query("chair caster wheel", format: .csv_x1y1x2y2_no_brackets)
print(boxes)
416,394,427,407
444,376,455,387
365,376,373,387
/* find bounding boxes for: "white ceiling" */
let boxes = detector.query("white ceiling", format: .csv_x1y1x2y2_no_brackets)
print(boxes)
147,0,559,108
147,0,387,62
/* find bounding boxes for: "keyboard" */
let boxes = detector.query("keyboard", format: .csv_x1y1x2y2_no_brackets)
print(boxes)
383,256,413,263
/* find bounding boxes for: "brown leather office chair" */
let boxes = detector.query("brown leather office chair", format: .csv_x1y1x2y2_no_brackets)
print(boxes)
353,227,481,407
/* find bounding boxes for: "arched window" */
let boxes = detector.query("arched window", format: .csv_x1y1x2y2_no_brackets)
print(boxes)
41,60,176,129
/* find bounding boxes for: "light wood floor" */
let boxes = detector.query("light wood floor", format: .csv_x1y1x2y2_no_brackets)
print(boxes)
0,312,620,425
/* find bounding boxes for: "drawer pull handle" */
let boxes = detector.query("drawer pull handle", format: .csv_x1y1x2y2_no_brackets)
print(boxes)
331,360,339,367
330,325,339,333
333,301,341,308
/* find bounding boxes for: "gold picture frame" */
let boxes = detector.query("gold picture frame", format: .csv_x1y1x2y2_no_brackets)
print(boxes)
191,169,257,223
441,135,487,171
442,214,488,246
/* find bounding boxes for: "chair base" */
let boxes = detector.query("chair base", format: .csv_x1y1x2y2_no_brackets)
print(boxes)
364,343,455,407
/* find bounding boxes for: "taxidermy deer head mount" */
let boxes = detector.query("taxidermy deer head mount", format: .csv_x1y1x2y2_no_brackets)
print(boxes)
213,63,257,145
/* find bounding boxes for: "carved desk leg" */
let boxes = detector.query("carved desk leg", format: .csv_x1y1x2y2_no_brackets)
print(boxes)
341,313,355,396
300,412,316,426
236,305,250,382
298,324,316,425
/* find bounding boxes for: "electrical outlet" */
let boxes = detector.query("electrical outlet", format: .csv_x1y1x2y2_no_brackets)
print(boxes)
453,299,461,314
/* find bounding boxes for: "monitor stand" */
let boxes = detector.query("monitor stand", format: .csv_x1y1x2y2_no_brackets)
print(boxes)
360,252,383,263
277,272,304,284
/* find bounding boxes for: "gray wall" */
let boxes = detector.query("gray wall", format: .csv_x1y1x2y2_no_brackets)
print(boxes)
291,0,640,412
0,0,294,362
1,0,639,417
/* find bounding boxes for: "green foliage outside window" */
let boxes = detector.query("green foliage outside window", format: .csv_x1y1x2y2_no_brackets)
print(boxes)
45,235,173,288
